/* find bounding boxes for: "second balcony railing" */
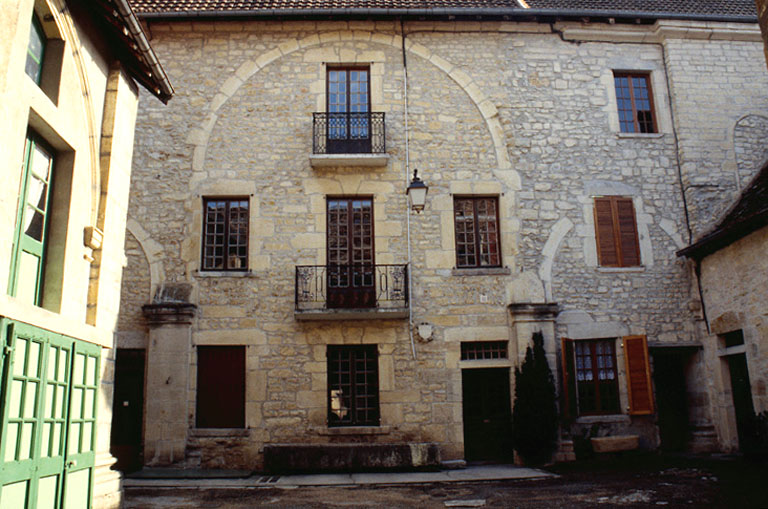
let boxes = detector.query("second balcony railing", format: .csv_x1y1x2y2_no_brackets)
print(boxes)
312,112,386,154
295,264,407,313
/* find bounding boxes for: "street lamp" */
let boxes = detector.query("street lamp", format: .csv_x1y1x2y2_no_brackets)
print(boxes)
406,169,429,213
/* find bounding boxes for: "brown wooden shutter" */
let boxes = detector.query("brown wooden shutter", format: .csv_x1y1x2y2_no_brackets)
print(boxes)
561,337,577,419
623,335,654,415
594,198,619,266
197,346,246,428
615,198,640,267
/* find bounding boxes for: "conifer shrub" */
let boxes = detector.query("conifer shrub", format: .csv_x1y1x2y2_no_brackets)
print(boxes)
511,331,559,465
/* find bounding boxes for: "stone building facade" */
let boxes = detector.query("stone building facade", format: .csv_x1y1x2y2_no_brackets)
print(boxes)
0,0,170,507
118,0,768,470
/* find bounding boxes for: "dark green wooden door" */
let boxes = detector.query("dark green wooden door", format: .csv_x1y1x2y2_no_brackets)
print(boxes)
0,320,100,509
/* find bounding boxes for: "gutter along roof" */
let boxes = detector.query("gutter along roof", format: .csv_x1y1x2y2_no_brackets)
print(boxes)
86,0,174,102
678,166,768,261
130,0,758,22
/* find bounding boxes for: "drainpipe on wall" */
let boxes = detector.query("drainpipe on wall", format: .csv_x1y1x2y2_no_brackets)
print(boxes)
402,18,417,360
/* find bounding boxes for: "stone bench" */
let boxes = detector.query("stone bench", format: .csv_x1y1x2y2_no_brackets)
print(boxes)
590,435,640,453
263,443,440,474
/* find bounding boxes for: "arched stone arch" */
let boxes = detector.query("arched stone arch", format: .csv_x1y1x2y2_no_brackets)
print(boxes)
126,218,166,296
733,114,768,190
184,30,518,192
49,0,101,224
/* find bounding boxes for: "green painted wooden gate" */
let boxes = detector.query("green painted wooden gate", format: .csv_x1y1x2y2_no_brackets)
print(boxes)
0,319,101,509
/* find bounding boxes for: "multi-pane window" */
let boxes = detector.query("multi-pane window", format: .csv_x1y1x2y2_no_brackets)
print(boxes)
196,346,245,428
25,14,46,84
460,341,508,360
574,339,620,415
327,197,375,308
9,132,54,306
614,72,657,134
201,198,249,271
327,67,371,153
327,345,379,427
593,196,641,267
454,197,501,268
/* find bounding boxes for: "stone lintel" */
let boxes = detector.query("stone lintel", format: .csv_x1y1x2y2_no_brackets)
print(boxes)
142,303,197,326
508,302,559,320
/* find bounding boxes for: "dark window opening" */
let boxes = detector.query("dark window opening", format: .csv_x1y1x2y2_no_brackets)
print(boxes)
327,345,379,427
201,198,249,271
453,197,501,268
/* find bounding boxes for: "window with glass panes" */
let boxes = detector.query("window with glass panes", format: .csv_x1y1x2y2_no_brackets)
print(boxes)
327,345,379,427
614,72,657,134
453,197,501,268
574,339,620,415
9,133,54,306
25,14,46,84
201,198,249,271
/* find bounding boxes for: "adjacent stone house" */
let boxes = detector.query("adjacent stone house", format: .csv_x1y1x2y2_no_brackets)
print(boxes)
0,0,170,507
678,165,768,454
116,0,768,471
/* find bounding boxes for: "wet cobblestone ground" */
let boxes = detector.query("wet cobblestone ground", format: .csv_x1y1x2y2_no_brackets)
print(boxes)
124,454,768,508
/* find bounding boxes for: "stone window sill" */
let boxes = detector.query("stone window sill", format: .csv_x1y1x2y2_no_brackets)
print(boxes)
190,428,249,438
576,414,630,425
315,425,391,436
451,267,511,277
616,132,664,139
596,266,645,273
194,270,254,278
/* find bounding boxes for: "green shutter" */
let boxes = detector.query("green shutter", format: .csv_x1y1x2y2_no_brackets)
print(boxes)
9,134,54,306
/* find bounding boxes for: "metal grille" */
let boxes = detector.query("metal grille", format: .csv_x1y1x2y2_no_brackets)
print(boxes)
461,341,508,360
454,197,501,268
614,73,656,134
327,345,379,427
313,112,386,154
295,264,408,311
202,198,248,271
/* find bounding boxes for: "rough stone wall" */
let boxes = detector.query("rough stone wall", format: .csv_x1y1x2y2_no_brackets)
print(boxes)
117,230,151,336
127,19,768,466
664,38,768,236
699,227,768,450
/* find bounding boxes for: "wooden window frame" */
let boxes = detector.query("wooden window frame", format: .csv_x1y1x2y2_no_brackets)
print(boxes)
201,197,249,271
326,66,371,114
613,72,658,134
453,196,502,269
572,339,621,416
460,341,509,360
196,346,246,429
9,132,55,306
25,13,46,84
593,196,641,268
327,345,380,427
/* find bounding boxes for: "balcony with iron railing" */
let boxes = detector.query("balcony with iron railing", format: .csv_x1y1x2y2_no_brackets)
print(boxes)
295,264,408,320
310,112,389,168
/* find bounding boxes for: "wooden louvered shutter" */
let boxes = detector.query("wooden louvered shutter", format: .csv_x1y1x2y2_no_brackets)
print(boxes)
594,198,619,266
561,337,577,419
623,335,654,415
615,198,640,266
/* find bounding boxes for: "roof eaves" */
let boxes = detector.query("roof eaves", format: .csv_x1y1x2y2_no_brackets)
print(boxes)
136,7,757,24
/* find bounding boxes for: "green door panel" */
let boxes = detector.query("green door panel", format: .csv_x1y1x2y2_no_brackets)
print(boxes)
0,321,99,509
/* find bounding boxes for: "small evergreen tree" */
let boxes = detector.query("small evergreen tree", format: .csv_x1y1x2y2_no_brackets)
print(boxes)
511,331,559,465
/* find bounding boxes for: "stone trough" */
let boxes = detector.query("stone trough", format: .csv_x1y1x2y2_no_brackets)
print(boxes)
263,443,440,474
590,435,640,453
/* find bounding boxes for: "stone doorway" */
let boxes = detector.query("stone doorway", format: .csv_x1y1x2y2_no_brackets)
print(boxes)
461,368,513,462
111,348,146,472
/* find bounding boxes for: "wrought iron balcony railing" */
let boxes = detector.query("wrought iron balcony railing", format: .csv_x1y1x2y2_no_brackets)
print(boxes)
295,264,408,312
312,112,386,154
